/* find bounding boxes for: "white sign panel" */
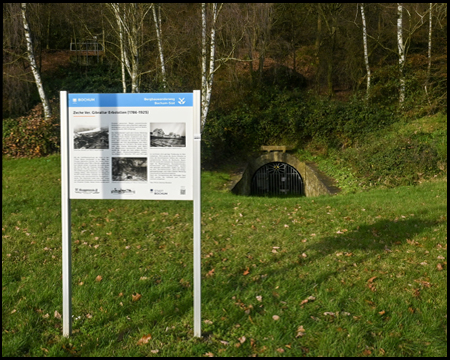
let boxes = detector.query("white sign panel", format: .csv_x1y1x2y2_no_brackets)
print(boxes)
68,93,194,200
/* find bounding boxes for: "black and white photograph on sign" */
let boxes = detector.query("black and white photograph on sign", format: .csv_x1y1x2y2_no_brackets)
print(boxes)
112,157,148,182
150,123,186,147
73,124,109,150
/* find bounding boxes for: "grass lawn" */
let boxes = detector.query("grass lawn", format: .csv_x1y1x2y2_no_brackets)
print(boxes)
2,154,447,357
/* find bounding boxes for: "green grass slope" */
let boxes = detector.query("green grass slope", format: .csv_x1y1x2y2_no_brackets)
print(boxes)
2,155,447,357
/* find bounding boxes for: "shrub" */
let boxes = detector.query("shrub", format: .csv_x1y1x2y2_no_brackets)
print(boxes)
3,103,60,158
342,132,446,187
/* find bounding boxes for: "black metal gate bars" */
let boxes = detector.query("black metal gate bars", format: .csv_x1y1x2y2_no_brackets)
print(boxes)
251,162,304,196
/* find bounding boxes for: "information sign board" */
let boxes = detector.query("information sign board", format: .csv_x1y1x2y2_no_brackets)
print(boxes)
61,91,202,338
68,93,194,200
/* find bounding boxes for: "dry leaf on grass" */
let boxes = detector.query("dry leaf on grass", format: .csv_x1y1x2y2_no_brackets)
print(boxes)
296,325,306,337
300,296,316,305
95,275,102,282
54,310,61,319
272,315,280,320
137,334,151,345
132,293,142,302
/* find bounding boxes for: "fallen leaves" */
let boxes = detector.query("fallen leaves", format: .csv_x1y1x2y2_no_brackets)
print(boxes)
300,296,316,306
436,263,444,271
296,325,306,338
238,336,246,344
137,334,151,345
272,315,280,321
132,293,142,302
243,267,250,276
367,276,377,292
95,275,102,282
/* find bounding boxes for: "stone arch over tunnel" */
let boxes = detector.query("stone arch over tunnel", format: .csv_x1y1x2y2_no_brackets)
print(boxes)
231,152,340,197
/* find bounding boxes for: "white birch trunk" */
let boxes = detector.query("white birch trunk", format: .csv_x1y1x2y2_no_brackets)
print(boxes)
201,3,208,130
152,4,167,89
129,4,139,93
427,3,432,76
397,3,405,105
425,2,432,102
201,3,221,131
120,30,126,93
21,3,52,118
115,5,127,93
360,3,371,100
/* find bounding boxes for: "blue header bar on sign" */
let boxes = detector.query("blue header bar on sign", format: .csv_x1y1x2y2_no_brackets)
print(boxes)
68,93,193,107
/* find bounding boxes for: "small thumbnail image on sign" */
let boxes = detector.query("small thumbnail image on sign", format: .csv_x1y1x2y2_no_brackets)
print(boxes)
112,157,147,182
150,123,186,147
73,125,109,150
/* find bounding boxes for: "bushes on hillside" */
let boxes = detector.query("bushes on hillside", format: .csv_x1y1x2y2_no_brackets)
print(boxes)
202,90,399,163
3,103,59,158
342,136,445,187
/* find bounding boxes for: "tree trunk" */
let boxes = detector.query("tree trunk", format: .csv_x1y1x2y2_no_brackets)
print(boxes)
21,3,52,118
360,3,371,100
152,4,167,89
201,3,208,129
327,26,336,98
201,3,221,131
424,2,432,104
397,3,405,105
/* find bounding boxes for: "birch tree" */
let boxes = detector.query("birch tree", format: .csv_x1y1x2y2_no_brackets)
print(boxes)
424,2,433,103
360,3,371,100
21,3,52,118
114,5,127,93
397,3,406,105
201,3,222,131
152,4,167,89
107,3,153,93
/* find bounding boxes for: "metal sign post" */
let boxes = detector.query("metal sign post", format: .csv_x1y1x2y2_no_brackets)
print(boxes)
60,91,201,338
60,91,72,337
193,90,201,337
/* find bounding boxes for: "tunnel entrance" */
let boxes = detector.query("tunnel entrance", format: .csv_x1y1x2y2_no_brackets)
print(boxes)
251,162,304,196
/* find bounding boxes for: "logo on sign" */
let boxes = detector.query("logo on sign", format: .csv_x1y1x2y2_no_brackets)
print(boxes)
111,188,135,195
75,188,99,194
178,98,185,105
